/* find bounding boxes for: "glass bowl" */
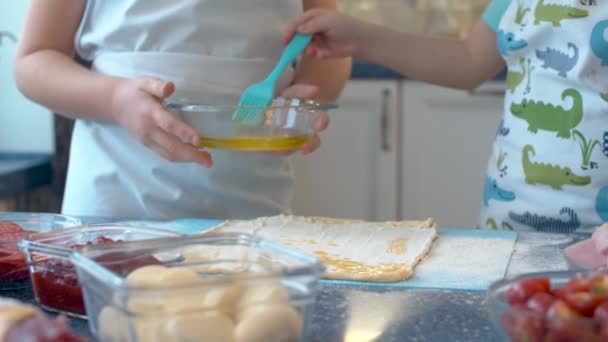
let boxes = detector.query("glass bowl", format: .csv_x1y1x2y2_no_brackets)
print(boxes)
18,224,184,318
0,212,82,288
70,232,325,342
487,270,608,342
167,98,337,152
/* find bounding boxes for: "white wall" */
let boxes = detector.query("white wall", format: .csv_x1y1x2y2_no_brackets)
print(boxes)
0,1,54,153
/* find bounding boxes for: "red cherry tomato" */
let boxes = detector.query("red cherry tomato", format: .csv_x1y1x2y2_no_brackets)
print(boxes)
545,300,599,341
87,236,115,245
601,321,608,341
507,277,551,305
591,275,608,297
594,302,608,322
564,276,591,293
563,292,604,317
526,292,555,315
543,328,600,342
552,287,569,301
546,300,578,323
501,310,545,342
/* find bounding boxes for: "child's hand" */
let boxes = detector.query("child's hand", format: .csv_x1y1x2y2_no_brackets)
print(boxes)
110,77,212,167
284,84,329,155
267,83,329,156
284,9,363,59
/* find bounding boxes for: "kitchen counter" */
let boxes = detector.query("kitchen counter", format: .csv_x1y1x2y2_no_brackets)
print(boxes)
0,153,52,199
2,217,586,342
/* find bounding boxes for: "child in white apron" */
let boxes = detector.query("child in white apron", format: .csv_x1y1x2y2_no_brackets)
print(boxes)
14,0,350,219
286,0,608,232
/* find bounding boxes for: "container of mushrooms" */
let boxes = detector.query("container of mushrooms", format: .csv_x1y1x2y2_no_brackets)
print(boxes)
70,232,325,342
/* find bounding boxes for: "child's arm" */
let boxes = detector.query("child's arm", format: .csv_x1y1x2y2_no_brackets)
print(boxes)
286,10,505,90
14,0,210,166
294,0,351,103
279,0,351,155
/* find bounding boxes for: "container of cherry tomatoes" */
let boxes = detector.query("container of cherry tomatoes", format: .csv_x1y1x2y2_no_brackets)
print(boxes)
488,270,608,342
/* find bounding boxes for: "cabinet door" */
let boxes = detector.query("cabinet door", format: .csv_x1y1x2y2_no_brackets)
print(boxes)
0,3,53,153
292,80,400,221
401,81,504,227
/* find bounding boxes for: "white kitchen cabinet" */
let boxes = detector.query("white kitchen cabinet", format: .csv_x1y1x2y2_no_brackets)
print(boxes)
0,3,54,153
292,80,400,221
400,81,504,227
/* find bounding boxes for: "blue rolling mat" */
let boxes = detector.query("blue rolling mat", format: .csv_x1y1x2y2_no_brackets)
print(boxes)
120,218,224,235
320,228,517,291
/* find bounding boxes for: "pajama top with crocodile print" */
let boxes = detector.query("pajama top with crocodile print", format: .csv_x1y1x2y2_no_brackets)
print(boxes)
480,0,608,232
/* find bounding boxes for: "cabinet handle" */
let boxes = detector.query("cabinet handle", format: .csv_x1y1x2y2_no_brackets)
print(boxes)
381,88,391,152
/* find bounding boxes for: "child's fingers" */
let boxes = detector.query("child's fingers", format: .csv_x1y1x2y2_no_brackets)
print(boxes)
137,77,175,99
300,134,321,155
283,9,323,44
305,45,317,57
296,11,332,36
153,109,200,146
316,49,333,58
314,111,330,132
280,83,320,100
149,128,212,167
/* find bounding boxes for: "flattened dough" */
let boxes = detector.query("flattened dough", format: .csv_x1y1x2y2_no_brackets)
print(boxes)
207,215,438,282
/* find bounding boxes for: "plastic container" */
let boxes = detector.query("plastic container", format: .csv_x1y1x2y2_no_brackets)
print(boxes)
18,224,183,318
0,212,82,288
167,98,337,152
487,270,608,342
71,232,325,342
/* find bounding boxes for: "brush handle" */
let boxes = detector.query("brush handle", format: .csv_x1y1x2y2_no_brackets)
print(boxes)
266,34,312,83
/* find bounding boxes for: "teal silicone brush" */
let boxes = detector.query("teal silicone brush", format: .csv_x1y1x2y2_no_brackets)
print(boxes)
233,33,312,125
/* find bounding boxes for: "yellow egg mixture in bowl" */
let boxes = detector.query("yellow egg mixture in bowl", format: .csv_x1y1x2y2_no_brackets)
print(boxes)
166,98,337,152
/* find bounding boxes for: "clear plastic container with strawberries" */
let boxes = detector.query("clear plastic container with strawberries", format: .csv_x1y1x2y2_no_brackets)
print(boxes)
488,270,608,342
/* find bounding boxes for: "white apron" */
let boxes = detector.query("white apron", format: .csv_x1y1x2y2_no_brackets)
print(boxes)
62,0,302,219
480,0,608,232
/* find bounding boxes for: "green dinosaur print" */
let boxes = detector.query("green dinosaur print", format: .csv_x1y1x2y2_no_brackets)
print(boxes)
486,218,498,230
486,218,514,231
515,2,530,25
506,58,526,93
601,93,608,103
534,0,588,27
572,130,600,170
511,88,583,139
522,144,590,190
